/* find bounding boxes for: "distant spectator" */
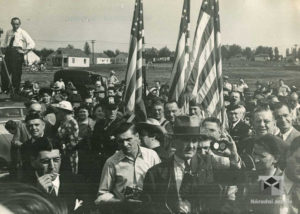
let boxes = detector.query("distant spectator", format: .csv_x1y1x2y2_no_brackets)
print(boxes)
278,79,291,97
236,78,248,94
108,70,119,86
189,99,208,121
229,91,243,106
55,101,79,174
223,75,232,97
289,92,300,130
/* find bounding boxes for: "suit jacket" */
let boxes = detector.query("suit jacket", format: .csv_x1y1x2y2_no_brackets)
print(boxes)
229,120,250,150
284,127,300,147
142,156,238,214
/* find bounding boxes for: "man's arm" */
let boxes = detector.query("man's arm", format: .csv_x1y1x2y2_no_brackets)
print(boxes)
95,160,119,204
22,30,35,51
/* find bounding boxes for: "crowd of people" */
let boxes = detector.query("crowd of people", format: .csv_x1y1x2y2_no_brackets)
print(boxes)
0,73,300,214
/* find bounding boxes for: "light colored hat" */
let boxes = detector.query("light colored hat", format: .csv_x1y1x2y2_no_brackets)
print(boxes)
110,70,115,75
56,101,73,112
137,118,166,135
95,81,102,86
52,81,63,91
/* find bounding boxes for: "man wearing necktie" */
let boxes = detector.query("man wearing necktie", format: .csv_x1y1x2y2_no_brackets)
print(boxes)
1,17,35,93
142,115,241,214
282,136,300,214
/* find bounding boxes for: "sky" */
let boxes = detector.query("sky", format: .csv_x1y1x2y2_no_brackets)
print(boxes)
0,0,300,56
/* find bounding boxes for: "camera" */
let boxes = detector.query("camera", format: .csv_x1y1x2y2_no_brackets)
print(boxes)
210,140,227,152
124,186,142,200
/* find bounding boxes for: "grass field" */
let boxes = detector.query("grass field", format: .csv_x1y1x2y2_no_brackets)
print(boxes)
22,61,300,92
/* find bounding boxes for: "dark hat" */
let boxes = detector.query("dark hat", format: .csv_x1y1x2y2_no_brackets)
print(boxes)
189,99,201,107
102,98,118,110
39,87,52,96
227,104,245,112
172,115,202,136
254,134,284,159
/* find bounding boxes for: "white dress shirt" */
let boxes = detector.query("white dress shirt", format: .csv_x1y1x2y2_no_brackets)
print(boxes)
50,175,60,196
3,28,35,50
174,155,190,192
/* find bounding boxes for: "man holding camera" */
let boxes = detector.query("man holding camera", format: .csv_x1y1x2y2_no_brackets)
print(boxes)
95,122,160,204
142,116,241,214
1,17,35,93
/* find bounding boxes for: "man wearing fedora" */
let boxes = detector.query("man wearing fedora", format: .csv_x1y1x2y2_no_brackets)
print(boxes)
142,115,241,214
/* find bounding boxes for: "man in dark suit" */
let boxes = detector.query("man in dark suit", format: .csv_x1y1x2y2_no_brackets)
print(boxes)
142,115,241,214
27,135,93,213
273,102,300,147
227,104,251,152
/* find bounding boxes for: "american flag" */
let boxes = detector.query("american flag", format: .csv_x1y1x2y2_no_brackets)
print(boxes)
168,0,190,105
185,0,224,119
123,0,147,121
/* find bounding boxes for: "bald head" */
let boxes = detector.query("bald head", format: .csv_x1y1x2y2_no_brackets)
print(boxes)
29,103,42,114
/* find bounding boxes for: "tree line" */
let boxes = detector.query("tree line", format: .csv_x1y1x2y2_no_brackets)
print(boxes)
33,42,300,63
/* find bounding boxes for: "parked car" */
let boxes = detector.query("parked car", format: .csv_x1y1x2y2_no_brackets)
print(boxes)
0,101,26,162
53,69,107,98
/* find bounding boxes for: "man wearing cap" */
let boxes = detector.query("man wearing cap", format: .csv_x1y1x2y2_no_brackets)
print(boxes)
95,122,160,204
91,100,122,181
189,99,209,121
55,101,79,174
142,116,241,214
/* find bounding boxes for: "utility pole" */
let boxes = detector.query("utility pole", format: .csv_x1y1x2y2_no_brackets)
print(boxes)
91,40,95,65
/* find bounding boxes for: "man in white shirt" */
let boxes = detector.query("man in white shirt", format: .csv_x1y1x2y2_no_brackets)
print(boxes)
1,17,35,93
95,122,161,203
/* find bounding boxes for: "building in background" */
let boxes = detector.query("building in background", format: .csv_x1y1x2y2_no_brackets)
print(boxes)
46,48,90,67
112,53,129,64
254,54,270,62
91,53,111,64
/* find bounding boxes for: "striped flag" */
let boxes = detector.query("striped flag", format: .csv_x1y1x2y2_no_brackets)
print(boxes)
168,0,190,105
123,0,147,121
185,0,224,119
